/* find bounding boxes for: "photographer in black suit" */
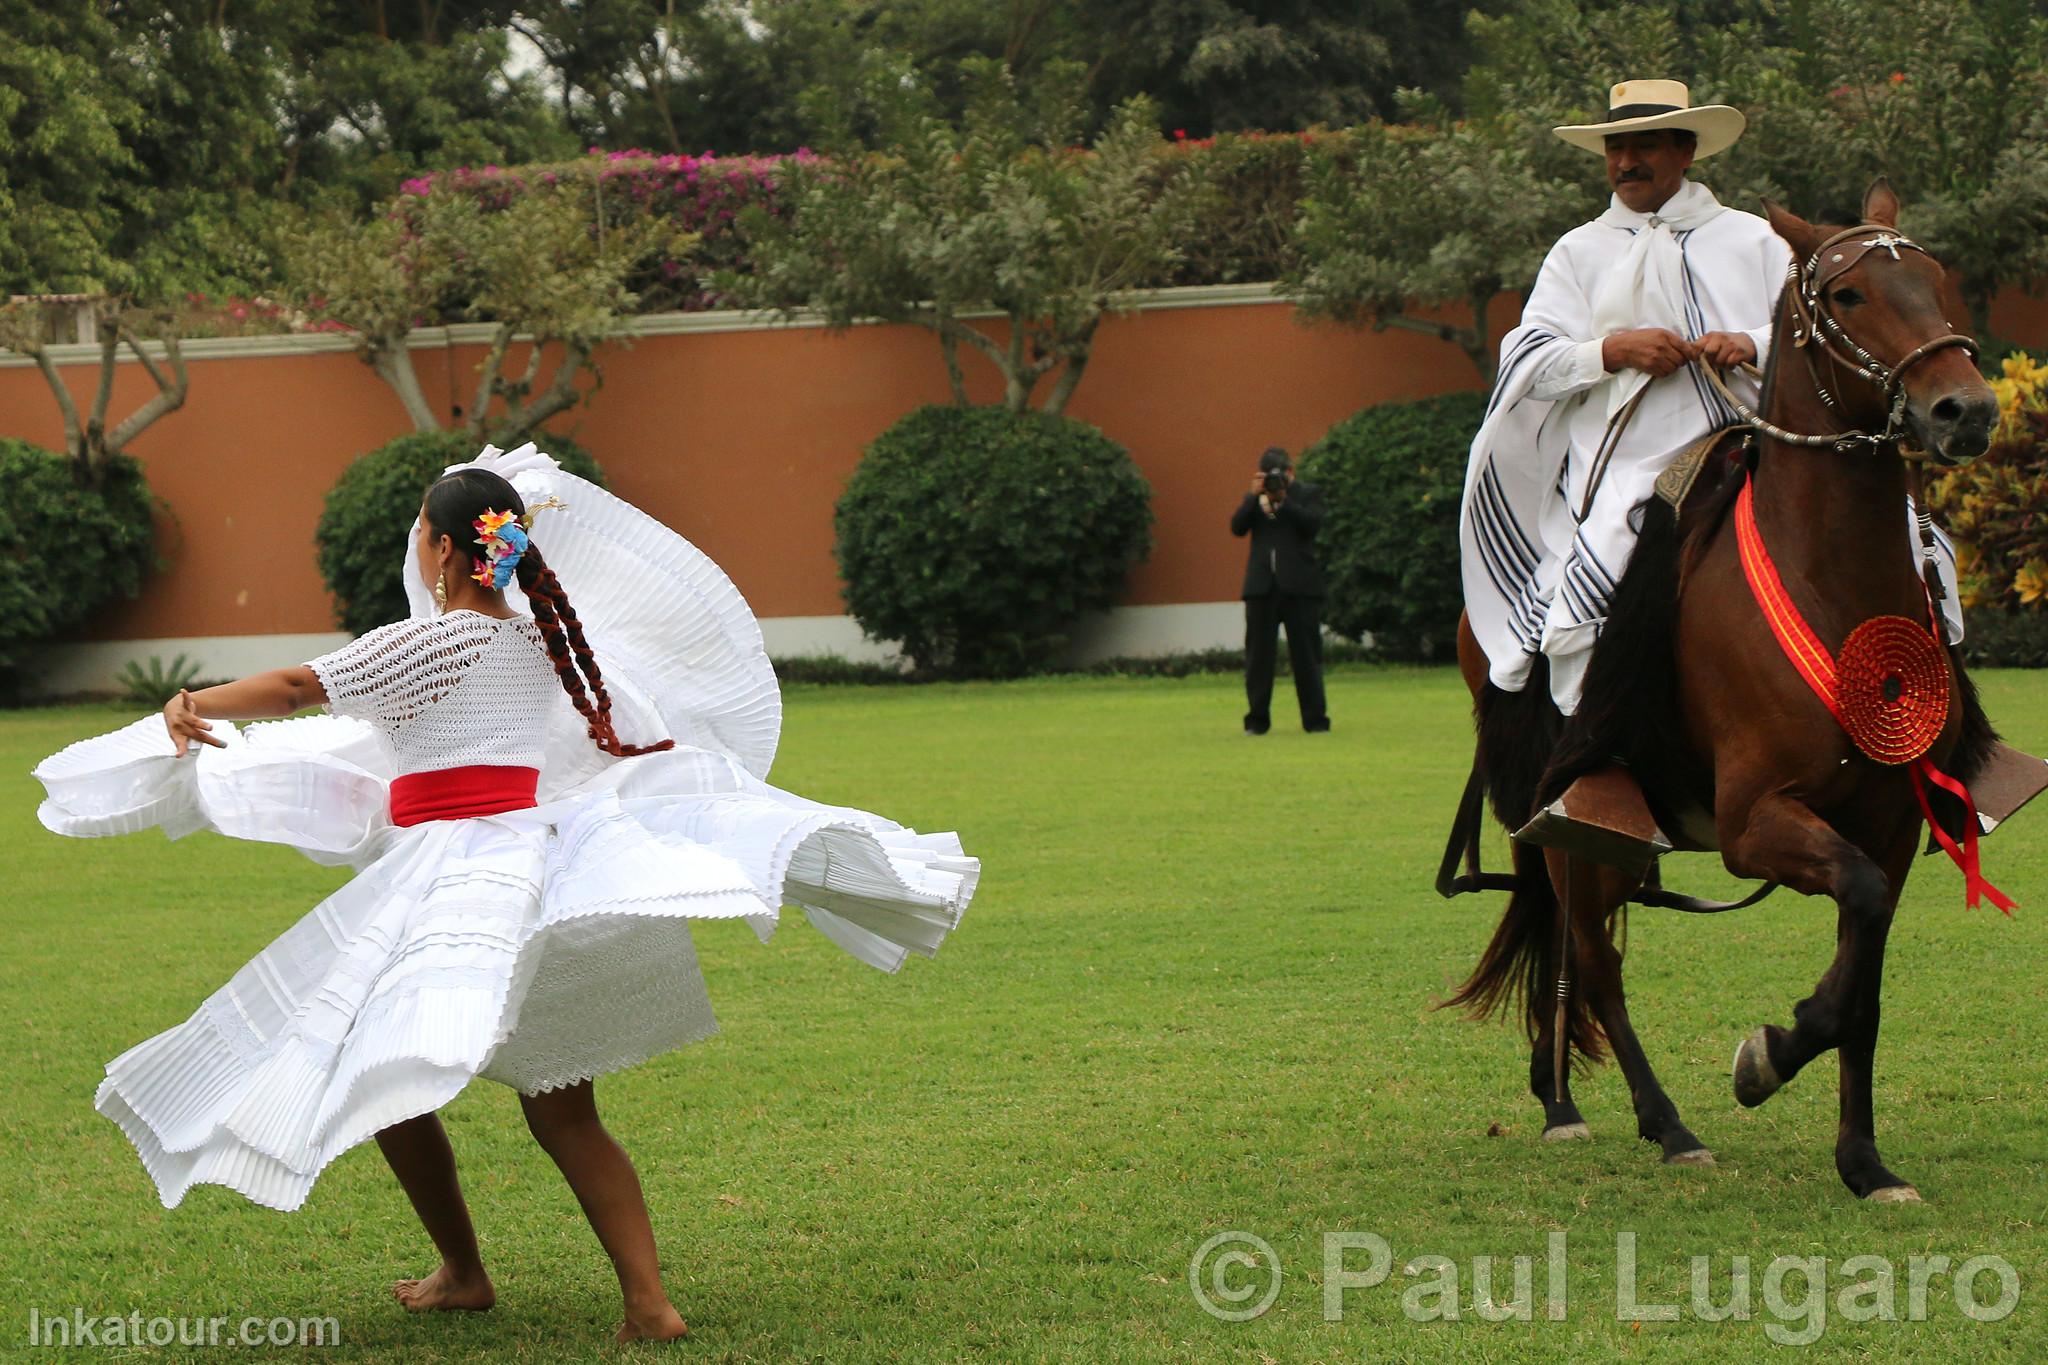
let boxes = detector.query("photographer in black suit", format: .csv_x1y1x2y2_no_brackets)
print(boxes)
1230,447,1330,735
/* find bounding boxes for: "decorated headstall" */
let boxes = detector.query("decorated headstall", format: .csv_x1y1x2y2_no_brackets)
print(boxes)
1780,224,1977,450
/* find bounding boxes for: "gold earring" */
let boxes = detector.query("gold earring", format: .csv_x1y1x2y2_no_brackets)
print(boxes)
434,570,448,611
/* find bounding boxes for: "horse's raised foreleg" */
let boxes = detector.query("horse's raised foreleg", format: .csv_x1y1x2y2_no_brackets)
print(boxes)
1545,850,1714,1165
1720,793,1917,1199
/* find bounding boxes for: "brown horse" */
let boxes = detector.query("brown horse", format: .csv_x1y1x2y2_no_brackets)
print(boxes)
1447,179,2002,1201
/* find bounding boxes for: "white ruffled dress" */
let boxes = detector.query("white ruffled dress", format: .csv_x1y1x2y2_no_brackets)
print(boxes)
33,443,979,1213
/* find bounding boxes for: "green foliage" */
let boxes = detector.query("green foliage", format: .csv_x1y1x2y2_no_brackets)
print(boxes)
1282,99,1584,382
1298,391,1486,661
1929,352,2048,626
1957,609,2048,669
834,405,1154,677
315,429,606,636
1164,129,1330,287
1461,0,2048,342
0,440,157,696
114,653,211,708
733,64,1204,415
284,179,687,441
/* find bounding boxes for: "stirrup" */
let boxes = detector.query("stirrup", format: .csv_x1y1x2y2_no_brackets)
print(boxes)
1946,741,2048,841
1513,763,1672,879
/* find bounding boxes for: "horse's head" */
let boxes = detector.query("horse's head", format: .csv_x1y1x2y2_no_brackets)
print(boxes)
1762,179,1997,466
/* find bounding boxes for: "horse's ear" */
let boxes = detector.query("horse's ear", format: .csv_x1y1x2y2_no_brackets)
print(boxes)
1761,198,1818,256
1862,176,1901,227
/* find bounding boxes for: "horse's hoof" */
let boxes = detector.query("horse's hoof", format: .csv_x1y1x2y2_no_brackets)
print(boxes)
1664,1148,1716,1167
1865,1184,1922,1204
1542,1122,1592,1142
1733,1027,1781,1108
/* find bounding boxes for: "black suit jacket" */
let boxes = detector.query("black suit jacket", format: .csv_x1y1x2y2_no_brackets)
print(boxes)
1230,481,1326,598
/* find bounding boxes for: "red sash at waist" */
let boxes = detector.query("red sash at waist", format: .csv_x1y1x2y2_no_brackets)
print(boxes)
389,765,541,828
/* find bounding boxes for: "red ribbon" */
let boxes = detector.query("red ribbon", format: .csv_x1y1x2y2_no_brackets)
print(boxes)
1734,474,2013,913
389,765,541,827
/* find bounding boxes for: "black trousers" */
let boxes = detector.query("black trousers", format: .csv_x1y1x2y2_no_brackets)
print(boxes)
1243,593,1328,732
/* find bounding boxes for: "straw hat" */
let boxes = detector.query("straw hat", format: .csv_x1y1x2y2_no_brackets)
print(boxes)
1552,80,1746,159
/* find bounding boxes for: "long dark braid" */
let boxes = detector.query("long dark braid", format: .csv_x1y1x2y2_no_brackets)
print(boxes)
424,469,673,759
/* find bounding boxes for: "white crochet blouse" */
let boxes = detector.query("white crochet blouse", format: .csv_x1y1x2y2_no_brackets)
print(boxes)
304,611,560,777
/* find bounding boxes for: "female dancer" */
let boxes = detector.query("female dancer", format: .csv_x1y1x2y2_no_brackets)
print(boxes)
35,444,979,1344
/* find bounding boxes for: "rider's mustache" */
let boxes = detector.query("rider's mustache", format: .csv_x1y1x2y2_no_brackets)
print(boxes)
1615,169,1653,183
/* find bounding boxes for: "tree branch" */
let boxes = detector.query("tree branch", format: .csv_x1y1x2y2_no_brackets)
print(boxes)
86,325,119,454
1003,316,1031,412
934,309,970,405
31,347,86,467
469,321,516,437
490,339,591,442
370,342,441,431
104,332,190,459
1040,317,1101,416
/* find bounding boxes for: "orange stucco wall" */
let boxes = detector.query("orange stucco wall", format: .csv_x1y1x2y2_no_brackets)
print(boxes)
2,285,2042,644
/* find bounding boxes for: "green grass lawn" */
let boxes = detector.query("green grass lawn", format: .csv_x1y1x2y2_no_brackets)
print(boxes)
5,666,2048,1362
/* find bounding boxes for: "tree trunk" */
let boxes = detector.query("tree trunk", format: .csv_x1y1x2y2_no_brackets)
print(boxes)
937,313,970,406
1963,281,1995,351
30,347,87,475
490,339,594,444
467,322,517,438
102,330,190,472
1040,317,1101,417
370,342,442,431
1003,319,1032,413
1378,310,1492,385
1465,288,1497,386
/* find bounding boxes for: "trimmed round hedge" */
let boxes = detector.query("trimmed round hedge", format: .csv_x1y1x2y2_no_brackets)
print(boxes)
835,405,1154,678
0,440,157,697
316,429,604,635
1297,390,1485,662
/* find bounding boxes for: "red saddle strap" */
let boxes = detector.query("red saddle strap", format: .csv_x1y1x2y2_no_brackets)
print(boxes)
1734,474,2013,913
388,765,541,828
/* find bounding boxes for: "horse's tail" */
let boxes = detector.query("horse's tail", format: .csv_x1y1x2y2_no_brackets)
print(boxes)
1439,671,1607,1063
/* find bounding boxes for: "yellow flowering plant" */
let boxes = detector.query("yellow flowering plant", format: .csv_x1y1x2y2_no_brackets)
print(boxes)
1928,352,2048,613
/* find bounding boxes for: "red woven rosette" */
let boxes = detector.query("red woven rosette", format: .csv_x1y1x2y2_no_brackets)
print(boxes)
1835,615,1949,765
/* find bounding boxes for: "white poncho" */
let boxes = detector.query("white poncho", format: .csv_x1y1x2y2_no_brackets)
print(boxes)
1458,179,1961,713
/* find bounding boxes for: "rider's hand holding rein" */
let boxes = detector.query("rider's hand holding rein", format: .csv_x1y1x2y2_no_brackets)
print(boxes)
1601,327,1694,377
163,669,329,757
1694,330,1758,370
1602,327,1757,378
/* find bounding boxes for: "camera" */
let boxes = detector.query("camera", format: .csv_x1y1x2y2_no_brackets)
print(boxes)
1262,469,1290,496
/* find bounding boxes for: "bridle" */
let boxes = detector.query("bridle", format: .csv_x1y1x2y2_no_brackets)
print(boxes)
1701,222,1978,456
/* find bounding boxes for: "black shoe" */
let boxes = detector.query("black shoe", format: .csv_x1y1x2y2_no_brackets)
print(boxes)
1303,720,1331,733
1243,723,1270,736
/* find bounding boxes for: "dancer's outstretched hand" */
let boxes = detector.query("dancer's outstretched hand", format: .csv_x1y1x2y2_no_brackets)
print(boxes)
164,689,226,756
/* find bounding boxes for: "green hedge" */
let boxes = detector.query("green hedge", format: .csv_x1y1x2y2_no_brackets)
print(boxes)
0,441,158,699
1298,391,1483,662
315,429,604,635
834,405,1154,678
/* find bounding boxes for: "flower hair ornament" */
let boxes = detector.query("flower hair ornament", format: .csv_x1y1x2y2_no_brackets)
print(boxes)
470,496,568,589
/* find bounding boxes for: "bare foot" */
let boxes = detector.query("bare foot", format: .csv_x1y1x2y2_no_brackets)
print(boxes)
392,1262,496,1313
615,1299,688,1343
